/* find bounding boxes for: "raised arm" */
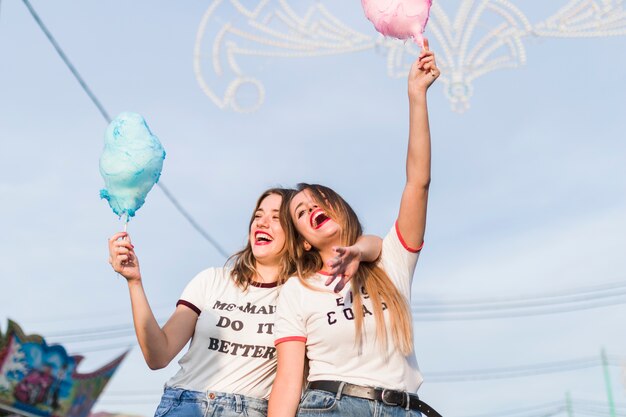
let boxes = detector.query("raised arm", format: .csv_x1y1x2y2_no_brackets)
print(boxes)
108,232,197,369
397,39,440,249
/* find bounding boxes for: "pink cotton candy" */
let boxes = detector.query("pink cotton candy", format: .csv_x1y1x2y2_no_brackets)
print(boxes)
361,0,432,47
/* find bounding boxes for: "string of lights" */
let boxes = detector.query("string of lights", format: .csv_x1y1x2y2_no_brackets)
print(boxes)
194,1,626,113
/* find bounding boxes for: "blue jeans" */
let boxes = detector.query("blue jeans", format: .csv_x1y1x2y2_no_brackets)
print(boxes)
296,389,422,417
155,387,268,417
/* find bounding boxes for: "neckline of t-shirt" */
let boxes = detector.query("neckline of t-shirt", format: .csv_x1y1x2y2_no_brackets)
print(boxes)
250,280,280,288
316,270,332,276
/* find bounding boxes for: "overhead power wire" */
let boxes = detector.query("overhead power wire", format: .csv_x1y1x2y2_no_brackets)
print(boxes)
573,399,626,408
21,303,174,326
21,0,229,259
157,182,229,258
458,397,626,417
43,317,166,340
37,281,626,341
21,278,626,337
573,402,626,417
45,322,140,338
44,319,626,383
414,279,626,307
412,296,626,320
47,328,138,343
21,280,626,342
44,322,625,383
67,342,135,354
21,0,110,121
573,412,626,417
424,355,623,382
412,279,626,320
458,400,564,417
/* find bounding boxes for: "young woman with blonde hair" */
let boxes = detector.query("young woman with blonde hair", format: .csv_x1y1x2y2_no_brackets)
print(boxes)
268,43,442,417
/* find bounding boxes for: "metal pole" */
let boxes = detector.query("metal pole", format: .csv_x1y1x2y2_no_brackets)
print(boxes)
601,348,616,417
565,391,574,417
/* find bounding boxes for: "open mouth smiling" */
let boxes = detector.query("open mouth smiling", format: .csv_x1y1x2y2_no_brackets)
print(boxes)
254,231,273,245
310,209,330,230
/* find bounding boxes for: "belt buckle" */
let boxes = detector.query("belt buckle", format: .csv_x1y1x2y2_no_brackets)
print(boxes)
381,388,402,407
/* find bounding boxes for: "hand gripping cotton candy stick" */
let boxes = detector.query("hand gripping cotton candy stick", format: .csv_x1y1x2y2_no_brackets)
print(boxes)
99,112,166,226
361,0,432,47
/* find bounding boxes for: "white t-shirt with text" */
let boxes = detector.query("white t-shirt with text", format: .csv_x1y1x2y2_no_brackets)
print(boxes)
274,224,423,392
166,267,279,399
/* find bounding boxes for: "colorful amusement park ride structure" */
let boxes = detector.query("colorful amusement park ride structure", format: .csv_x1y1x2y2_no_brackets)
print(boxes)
0,321,127,417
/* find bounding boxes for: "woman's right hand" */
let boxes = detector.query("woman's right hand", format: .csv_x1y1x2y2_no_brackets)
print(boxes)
408,38,440,100
108,232,141,282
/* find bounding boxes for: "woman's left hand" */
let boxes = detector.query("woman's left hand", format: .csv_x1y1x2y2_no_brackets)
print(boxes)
408,38,440,99
325,245,362,292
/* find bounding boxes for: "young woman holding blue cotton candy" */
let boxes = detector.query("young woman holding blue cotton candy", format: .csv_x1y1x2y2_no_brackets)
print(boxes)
107,188,382,417
268,43,442,417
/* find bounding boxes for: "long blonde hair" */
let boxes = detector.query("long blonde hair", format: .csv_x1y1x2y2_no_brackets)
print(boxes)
228,188,296,289
283,183,413,355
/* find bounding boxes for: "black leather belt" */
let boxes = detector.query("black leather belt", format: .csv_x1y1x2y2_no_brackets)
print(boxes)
308,380,442,417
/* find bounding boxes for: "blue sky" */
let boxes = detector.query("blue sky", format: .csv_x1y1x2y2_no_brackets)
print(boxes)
1,1,625,416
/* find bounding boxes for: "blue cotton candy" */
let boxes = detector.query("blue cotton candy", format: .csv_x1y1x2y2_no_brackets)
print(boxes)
99,112,166,219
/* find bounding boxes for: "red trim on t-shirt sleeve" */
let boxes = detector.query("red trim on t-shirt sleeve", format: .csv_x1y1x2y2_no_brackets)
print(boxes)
176,300,201,316
395,221,424,253
275,336,307,346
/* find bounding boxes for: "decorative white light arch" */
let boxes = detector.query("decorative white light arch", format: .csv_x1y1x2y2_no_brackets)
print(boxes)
193,0,626,113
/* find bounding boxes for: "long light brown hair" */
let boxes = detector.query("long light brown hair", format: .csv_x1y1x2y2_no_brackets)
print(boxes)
228,188,296,289
283,183,413,355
